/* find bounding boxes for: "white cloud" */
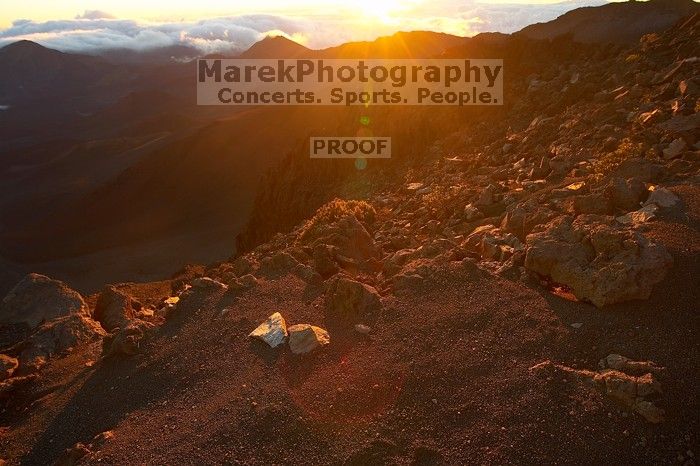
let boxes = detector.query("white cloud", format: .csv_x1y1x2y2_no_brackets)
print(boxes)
75,10,116,20
0,15,307,55
0,1,607,55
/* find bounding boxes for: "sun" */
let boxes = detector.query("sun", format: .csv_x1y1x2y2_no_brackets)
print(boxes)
354,0,404,22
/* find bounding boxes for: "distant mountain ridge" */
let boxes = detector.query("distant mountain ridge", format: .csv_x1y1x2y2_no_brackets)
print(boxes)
238,36,311,58
0,40,113,104
517,0,700,43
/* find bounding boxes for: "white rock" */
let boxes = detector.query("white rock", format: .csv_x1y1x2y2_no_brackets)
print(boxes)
288,324,330,354
249,312,288,348
354,323,372,335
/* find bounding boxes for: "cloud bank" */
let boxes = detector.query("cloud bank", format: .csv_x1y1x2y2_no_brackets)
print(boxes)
0,1,606,56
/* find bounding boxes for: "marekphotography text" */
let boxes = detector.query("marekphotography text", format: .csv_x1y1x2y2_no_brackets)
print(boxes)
197,59,503,106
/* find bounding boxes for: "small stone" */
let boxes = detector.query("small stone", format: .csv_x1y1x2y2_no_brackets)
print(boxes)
288,324,330,354
249,312,288,348
191,277,228,290
463,203,483,221
570,322,583,329
354,323,372,335
239,274,259,288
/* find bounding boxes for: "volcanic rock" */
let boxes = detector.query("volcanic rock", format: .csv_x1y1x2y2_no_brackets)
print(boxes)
524,215,672,307
609,177,647,211
599,353,665,376
94,286,142,332
287,324,330,354
529,358,665,423
0,274,88,328
662,138,687,159
248,312,288,348
260,251,300,277
313,244,339,278
0,354,18,381
573,192,614,215
298,201,379,267
18,314,106,368
616,204,658,225
463,203,483,221
325,277,381,322
644,187,680,208
102,320,154,357
191,277,228,290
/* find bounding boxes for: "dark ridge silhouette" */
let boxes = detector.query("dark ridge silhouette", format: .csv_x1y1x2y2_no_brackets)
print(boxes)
239,35,312,58
517,0,700,43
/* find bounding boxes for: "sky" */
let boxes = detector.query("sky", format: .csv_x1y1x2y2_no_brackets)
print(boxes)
0,0,609,54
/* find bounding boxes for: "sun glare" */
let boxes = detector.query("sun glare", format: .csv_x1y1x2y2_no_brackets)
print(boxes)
354,0,405,22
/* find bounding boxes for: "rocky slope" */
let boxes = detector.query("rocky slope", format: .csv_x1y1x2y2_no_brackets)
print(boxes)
0,12,699,466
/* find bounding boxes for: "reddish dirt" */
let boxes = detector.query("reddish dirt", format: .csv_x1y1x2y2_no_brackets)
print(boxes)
1,182,698,464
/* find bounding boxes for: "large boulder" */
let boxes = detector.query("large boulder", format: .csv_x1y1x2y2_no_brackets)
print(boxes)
17,314,106,369
0,274,88,328
524,215,672,307
94,286,142,332
325,277,381,322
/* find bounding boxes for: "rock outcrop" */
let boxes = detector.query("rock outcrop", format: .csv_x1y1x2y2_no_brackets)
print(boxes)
525,215,672,306
0,274,88,328
17,314,106,369
530,355,665,423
